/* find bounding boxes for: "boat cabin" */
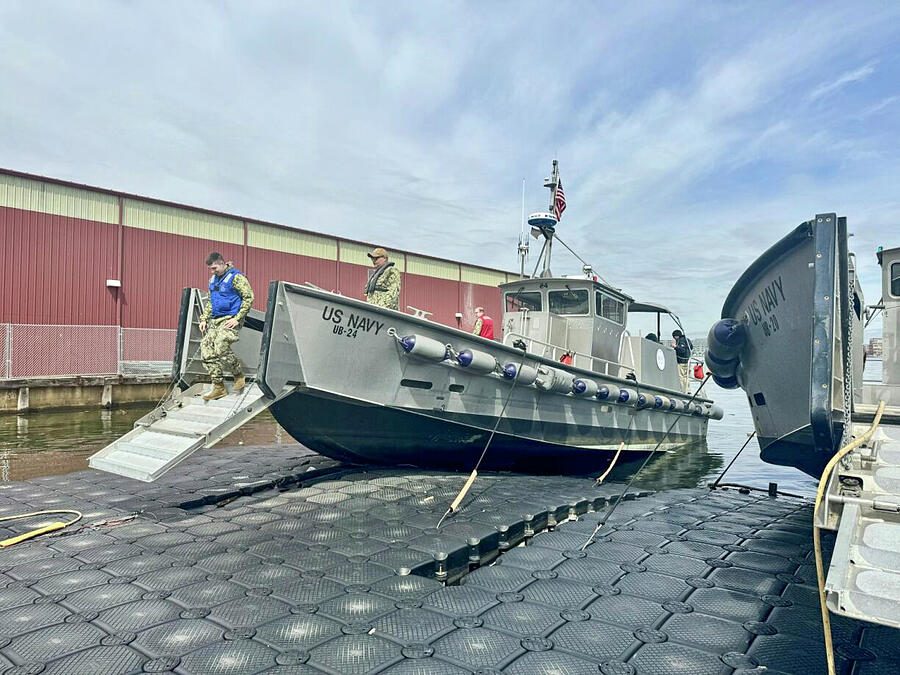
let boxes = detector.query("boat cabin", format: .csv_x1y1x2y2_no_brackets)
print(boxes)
498,277,682,390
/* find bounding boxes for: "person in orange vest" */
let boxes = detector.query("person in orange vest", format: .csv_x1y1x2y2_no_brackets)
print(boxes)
472,307,494,339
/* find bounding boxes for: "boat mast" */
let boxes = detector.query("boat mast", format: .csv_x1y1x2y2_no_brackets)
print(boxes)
540,160,560,278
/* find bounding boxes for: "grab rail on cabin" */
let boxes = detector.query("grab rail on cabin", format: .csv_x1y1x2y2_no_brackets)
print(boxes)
502,331,632,378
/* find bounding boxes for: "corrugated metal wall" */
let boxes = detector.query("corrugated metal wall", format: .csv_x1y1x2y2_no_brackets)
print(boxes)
121,227,244,328
0,170,511,337
0,173,120,325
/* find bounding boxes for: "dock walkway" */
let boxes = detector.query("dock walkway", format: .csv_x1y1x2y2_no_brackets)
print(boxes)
1,446,897,674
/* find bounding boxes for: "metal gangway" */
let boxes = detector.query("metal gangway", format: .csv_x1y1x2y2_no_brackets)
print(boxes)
89,289,287,482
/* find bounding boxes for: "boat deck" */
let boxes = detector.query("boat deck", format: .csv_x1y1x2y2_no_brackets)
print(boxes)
1,446,898,674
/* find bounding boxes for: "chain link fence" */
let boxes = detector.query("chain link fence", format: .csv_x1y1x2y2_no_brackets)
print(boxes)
121,328,178,376
1,324,176,379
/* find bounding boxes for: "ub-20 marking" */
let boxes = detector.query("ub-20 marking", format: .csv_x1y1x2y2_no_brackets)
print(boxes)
321,305,385,339
743,275,787,338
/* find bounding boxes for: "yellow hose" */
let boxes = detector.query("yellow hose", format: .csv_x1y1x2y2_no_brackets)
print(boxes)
813,400,885,675
0,509,83,548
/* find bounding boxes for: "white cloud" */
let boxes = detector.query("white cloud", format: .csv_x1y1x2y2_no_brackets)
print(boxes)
808,62,876,101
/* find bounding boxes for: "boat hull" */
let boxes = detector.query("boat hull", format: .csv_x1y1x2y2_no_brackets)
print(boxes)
717,213,852,477
272,388,704,471
259,281,712,471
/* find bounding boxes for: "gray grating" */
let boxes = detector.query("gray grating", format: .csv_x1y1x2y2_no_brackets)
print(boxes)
0,447,898,674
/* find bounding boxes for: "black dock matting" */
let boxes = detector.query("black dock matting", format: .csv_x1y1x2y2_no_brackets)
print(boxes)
0,445,897,674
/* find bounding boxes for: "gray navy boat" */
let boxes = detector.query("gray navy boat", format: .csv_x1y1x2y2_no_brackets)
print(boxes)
90,163,721,482
705,213,866,477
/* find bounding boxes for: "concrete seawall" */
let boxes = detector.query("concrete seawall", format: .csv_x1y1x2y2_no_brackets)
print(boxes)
0,375,172,413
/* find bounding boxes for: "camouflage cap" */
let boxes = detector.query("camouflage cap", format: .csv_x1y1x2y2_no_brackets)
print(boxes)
368,247,389,259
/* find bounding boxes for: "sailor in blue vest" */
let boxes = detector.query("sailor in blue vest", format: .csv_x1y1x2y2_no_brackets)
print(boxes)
198,252,254,401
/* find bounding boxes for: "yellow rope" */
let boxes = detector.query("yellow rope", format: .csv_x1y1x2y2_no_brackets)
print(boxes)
0,509,83,548
595,442,625,485
813,400,885,675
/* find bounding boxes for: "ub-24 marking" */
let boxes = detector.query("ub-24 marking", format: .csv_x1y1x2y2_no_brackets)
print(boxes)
321,305,385,339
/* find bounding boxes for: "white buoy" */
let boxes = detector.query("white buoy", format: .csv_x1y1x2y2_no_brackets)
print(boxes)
502,363,538,386
597,384,620,402
618,388,637,405
536,367,574,394
572,378,599,397
398,334,449,361
456,349,497,374
705,404,725,420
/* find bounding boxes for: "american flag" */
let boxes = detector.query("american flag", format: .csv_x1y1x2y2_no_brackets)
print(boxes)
553,180,566,220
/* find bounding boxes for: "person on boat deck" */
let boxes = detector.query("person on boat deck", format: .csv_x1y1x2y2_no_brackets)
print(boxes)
364,247,401,310
645,333,659,342
472,307,494,339
672,329,693,392
559,350,574,365
198,252,254,401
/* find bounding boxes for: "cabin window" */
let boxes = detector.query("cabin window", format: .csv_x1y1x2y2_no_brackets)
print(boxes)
596,291,625,324
892,262,900,297
549,289,589,315
505,291,542,312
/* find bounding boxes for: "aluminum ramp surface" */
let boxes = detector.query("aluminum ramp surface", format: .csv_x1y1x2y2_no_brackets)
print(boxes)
89,383,277,482
821,423,900,629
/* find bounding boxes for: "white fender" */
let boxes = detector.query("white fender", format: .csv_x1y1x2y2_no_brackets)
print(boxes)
398,334,448,361
502,363,538,386
456,349,497,374
618,388,637,405
536,367,574,394
572,378,599,397
597,384,620,402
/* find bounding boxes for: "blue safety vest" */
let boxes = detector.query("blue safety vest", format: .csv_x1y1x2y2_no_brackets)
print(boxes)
209,267,244,318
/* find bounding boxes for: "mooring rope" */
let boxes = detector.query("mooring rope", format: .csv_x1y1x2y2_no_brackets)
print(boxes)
580,373,712,551
710,430,757,489
437,349,527,529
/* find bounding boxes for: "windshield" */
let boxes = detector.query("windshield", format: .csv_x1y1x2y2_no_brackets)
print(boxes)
505,291,542,312
549,289,589,315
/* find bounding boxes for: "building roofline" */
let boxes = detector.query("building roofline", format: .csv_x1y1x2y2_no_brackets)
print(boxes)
0,166,514,276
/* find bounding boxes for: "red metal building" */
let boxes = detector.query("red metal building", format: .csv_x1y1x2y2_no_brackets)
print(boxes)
0,169,513,378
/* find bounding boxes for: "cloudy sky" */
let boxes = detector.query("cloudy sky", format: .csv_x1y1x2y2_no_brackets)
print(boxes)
2,1,897,337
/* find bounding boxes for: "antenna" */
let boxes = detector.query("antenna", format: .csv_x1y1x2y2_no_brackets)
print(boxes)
517,179,529,278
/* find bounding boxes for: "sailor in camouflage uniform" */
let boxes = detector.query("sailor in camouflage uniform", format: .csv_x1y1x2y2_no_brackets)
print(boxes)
199,252,254,401
364,247,401,310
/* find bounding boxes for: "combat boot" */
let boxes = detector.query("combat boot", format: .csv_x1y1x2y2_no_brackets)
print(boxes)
232,372,246,393
203,382,228,401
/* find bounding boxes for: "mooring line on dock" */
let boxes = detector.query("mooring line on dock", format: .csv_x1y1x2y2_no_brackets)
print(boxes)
437,349,527,529
593,376,644,486
580,373,713,551
709,430,757,489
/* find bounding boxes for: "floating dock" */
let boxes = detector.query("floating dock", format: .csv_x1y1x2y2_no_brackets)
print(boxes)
1,446,898,674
